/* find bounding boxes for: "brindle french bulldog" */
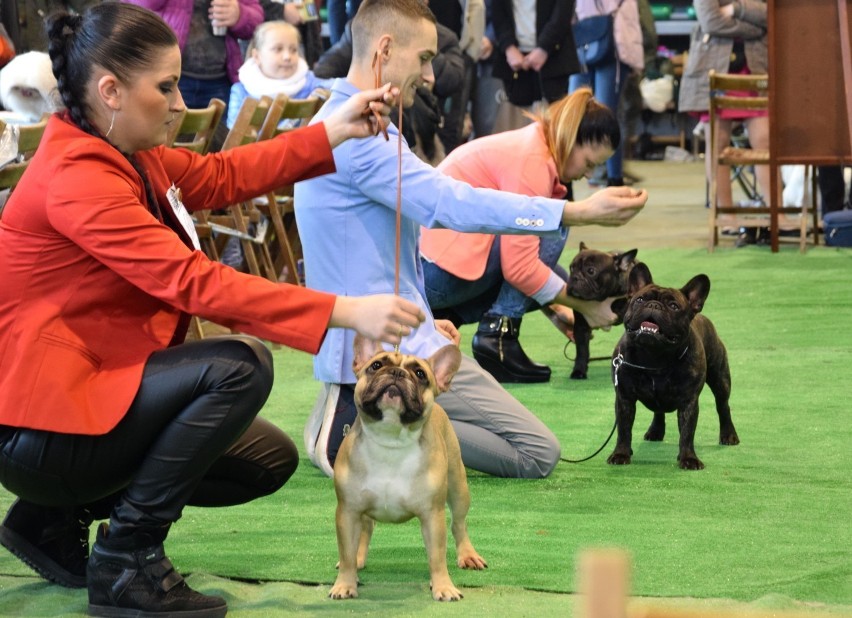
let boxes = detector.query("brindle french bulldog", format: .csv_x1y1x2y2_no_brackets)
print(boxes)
608,263,740,470
567,242,638,379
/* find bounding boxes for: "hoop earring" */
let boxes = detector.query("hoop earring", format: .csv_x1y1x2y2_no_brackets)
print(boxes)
106,110,115,138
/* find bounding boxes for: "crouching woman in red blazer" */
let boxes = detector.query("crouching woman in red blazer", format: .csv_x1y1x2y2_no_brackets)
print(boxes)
0,4,422,617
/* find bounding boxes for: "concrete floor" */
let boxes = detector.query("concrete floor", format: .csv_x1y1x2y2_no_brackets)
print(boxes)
570,159,711,251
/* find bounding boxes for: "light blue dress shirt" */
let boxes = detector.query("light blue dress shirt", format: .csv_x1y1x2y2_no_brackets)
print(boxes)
294,79,569,384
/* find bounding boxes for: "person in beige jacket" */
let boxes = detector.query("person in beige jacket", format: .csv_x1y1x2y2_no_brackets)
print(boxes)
678,0,769,237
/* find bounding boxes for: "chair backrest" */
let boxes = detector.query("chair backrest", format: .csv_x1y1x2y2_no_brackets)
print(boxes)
166,98,226,155
275,95,323,135
0,115,49,193
708,71,769,116
707,70,769,161
221,93,287,151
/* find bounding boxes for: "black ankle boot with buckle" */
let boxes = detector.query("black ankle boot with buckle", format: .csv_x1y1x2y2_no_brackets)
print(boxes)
0,498,92,588
87,523,227,618
471,314,551,383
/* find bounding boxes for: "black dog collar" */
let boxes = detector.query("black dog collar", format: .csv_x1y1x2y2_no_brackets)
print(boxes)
612,346,689,387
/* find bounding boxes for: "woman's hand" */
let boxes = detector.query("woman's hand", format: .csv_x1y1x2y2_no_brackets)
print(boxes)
283,3,303,24
209,0,240,28
506,46,525,71
434,319,461,346
568,296,621,330
330,294,425,346
562,186,648,227
479,36,494,61
522,47,548,72
323,84,399,148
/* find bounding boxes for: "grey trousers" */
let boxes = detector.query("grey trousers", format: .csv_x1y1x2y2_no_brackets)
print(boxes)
439,355,560,478
306,355,560,479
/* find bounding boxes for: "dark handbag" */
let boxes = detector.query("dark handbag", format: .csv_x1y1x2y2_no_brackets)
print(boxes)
573,14,615,70
824,209,852,247
504,69,541,107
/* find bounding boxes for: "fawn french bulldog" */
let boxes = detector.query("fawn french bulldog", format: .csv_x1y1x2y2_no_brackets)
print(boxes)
608,263,740,470
330,336,487,601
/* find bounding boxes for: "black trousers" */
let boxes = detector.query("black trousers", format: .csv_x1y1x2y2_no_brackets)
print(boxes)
817,166,850,215
0,336,298,534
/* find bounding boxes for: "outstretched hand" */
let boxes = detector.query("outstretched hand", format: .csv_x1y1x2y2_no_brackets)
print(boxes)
570,296,622,330
330,294,425,346
562,186,648,227
323,84,400,148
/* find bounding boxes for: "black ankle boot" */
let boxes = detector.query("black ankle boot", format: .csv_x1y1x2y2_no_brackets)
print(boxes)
87,523,227,618
0,498,92,588
471,314,551,383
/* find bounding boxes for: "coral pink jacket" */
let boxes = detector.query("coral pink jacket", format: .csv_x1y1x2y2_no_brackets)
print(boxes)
420,123,567,299
0,114,336,435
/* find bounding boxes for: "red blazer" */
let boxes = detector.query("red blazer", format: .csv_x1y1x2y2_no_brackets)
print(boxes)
0,114,337,435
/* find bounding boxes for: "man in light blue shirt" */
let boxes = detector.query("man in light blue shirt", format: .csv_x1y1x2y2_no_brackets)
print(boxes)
296,0,646,478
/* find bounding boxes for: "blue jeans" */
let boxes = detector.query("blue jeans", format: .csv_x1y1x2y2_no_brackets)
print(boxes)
326,0,363,45
178,75,231,110
422,231,568,324
569,60,628,181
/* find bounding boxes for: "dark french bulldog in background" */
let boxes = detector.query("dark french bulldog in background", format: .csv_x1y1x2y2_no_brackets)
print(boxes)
608,263,739,470
567,242,638,379
330,336,486,602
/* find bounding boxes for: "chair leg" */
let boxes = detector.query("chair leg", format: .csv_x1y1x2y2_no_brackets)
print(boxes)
190,316,205,340
708,173,718,253
268,200,300,285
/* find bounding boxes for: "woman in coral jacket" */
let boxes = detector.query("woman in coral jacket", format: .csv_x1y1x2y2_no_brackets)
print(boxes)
420,88,619,384
0,5,421,617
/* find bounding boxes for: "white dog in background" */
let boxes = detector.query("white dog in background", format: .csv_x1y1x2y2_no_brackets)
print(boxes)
0,51,61,122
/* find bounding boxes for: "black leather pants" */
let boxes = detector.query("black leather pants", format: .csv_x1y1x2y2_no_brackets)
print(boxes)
0,336,298,534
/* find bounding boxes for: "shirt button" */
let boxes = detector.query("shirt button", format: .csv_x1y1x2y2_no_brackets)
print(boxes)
536,218,544,227
515,217,523,225
522,218,530,226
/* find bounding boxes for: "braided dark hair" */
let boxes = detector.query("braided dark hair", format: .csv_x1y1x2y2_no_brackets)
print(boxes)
46,3,178,220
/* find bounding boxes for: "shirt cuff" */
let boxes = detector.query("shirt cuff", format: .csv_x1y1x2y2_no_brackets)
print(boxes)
531,271,566,306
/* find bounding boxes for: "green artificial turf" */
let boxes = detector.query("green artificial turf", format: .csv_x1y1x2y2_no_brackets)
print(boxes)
1,246,851,616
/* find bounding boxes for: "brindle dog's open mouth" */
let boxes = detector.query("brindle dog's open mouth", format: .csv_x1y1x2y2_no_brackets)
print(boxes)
626,318,677,344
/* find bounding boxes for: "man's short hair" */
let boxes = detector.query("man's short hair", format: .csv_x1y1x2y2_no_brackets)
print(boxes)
351,0,436,61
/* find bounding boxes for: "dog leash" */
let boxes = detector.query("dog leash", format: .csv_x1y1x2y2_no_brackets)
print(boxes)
560,344,690,464
560,419,617,464
373,51,405,353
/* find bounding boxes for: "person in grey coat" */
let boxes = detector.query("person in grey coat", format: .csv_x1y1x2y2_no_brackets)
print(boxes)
678,0,768,224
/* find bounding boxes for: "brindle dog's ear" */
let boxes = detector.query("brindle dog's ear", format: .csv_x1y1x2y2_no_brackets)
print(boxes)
615,248,638,271
681,274,711,314
627,262,653,295
579,241,588,251
352,334,384,375
428,344,462,393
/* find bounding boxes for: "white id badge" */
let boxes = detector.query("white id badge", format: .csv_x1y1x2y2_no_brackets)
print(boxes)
166,184,201,251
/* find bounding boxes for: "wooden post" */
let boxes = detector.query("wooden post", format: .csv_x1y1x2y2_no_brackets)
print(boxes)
576,548,631,618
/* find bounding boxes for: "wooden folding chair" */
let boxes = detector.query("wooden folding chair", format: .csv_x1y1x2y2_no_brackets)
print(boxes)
0,115,49,219
260,95,324,284
166,97,225,155
206,94,287,282
706,71,818,252
165,98,226,263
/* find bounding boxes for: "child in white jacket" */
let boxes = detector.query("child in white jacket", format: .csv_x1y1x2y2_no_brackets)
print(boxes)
227,21,329,128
